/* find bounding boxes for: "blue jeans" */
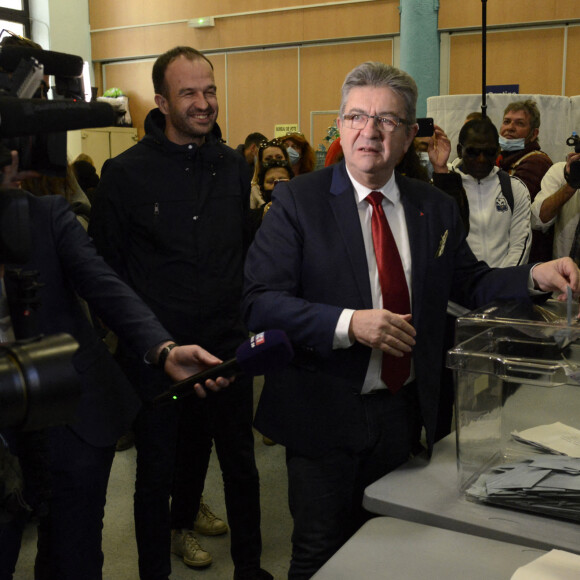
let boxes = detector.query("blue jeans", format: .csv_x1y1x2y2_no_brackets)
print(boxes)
286,383,421,580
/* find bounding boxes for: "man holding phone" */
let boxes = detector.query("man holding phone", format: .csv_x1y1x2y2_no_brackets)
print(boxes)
414,117,435,178
430,116,531,267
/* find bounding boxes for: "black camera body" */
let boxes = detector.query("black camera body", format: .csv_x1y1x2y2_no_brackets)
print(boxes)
566,133,580,188
0,44,113,431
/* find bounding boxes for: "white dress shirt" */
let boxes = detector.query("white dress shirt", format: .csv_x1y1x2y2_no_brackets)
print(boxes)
333,168,413,393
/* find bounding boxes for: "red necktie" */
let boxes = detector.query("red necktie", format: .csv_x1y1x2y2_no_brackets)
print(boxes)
365,191,411,393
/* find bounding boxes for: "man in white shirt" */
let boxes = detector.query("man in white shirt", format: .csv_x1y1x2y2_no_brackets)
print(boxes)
432,117,532,267
531,151,580,261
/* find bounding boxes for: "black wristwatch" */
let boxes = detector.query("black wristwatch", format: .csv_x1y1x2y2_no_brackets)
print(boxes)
157,342,179,370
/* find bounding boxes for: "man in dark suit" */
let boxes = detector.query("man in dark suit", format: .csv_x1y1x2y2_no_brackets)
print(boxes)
0,152,230,579
242,62,579,579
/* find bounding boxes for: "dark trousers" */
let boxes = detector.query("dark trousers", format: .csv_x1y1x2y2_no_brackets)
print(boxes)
171,375,262,575
133,399,180,580
0,518,23,579
35,426,115,580
286,383,422,580
134,376,261,579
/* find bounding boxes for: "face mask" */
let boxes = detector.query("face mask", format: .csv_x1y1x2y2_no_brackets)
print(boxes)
499,136,526,152
286,146,300,164
418,151,434,179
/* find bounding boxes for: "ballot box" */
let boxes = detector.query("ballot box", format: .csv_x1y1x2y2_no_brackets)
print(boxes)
447,299,580,521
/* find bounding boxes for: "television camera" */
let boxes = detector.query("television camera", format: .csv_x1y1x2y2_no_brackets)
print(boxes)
566,132,580,189
0,42,116,431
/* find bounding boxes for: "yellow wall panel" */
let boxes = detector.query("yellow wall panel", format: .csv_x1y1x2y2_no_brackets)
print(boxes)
91,25,223,62
89,1,392,30
302,2,399,40
225,49,299,148
91,2,398,61
449,28,564,95
566,26,580,96
300,40,393,146
440,0,580,30
90,0,310,30
103,61,155,140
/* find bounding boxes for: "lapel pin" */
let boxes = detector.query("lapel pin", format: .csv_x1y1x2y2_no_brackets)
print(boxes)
435,230,448,258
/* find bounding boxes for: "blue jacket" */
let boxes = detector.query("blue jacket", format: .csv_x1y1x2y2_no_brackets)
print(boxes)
6,193,170,446
242,161,534,456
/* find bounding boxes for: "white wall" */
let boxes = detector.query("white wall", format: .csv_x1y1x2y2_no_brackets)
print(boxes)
29,0,93,84
28,0,93,159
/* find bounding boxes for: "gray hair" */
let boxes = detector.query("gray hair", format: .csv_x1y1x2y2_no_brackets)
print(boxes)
503,99,541,132
339,62,418,128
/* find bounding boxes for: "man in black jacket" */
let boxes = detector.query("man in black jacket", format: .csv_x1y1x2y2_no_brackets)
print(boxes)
89,47,270,580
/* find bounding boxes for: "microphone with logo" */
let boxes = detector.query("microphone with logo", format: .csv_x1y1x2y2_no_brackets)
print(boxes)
153,330,294,405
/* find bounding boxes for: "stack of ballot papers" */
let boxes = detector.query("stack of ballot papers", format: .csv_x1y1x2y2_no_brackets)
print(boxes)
465,423,580,520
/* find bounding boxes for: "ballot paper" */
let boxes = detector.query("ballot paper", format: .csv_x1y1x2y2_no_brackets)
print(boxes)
512,422,580,458
465,455,580,521
466,424,580,520
511,549,580,580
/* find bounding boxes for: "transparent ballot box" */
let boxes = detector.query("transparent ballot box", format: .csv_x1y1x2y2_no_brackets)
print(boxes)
447,300,580,521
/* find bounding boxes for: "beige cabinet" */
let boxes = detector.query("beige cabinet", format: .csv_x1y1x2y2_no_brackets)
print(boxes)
68,126,139,175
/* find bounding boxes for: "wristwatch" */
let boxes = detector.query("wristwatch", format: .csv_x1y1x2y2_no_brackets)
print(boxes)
157,342,179,370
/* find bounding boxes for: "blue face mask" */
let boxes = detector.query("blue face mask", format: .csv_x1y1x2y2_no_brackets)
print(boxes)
286,146,300,165
499,136,526,152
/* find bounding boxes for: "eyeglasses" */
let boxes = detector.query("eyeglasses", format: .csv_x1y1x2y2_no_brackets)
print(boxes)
460,145,498,159
263,159,291,170
342,113,410,133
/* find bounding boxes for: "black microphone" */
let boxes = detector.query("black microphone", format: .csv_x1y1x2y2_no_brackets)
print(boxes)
0,46,84,77
153,330,294,404
0,97,116,137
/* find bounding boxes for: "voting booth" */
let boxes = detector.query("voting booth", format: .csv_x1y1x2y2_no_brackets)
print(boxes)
447,299,580,521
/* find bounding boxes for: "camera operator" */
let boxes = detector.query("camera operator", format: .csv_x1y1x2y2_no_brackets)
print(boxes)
0,149,233,579
531,145,580,262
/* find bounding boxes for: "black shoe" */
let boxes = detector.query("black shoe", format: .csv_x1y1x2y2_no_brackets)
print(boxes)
233,568,273,580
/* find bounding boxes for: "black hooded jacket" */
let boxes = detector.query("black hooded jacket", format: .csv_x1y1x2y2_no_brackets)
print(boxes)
89,109,252,360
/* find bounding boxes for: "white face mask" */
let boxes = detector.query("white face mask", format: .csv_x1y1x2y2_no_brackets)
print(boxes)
499,136,526,152
286,146,301,164
418,151,434,179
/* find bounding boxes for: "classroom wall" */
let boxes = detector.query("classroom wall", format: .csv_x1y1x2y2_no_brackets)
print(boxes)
88,0,580,149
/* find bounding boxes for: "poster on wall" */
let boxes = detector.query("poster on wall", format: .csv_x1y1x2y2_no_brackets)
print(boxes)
274,124,298,137
486,85,519,94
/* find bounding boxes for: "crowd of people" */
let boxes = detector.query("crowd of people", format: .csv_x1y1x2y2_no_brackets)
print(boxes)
1,41,579,580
